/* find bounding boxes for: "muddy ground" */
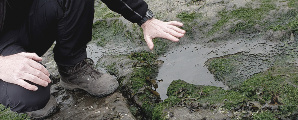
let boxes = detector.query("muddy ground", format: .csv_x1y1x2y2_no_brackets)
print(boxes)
0,0,296,120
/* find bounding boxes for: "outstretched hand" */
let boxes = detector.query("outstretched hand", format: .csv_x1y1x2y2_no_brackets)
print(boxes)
0,52,51,91
141,18,186,50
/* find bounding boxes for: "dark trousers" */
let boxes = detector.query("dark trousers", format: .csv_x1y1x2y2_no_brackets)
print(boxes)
0,0,94,113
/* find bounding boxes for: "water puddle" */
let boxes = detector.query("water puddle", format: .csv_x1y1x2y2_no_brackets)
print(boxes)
156,39,277,100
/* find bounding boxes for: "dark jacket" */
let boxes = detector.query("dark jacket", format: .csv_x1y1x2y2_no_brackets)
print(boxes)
102,0,148,23
0,0,5,32
0,0,148,32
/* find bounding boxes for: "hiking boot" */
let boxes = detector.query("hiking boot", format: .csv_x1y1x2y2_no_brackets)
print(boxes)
57,58,119,97
27,95,58,119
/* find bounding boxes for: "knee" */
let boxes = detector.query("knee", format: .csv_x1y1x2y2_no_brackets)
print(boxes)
14,93,50,113
5,83,51,113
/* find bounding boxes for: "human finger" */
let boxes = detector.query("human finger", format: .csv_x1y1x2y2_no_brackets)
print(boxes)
28,60,50,78
164,26,185,38
25,64,51,84
168,21,184,27
22,72,49,87
159,31,180,42
20,52,42,62
15,79,38,91
167,25,186,35
144,35,154,50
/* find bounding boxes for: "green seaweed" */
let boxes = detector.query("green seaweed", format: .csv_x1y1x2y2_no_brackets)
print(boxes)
177,12,197,23
209,0,279,35
0,105,30,120
105,62,118,75
124,51,162,119
156,64,297,119
287,0,298,8
208,10,230,36
268,9,298,32
92,19,127,47
94,2,120,20
165,80,247,110
176,12,202,38
253,111,278,120
152,38,170,56
207,57,236,83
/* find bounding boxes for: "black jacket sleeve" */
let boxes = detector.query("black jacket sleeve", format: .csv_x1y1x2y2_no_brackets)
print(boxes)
101,0,148,23
0,0,6,32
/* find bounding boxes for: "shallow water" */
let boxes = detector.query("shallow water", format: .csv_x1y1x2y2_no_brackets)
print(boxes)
156,39,277,100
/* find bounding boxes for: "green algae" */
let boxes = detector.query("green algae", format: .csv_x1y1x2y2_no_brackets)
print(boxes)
93,0,144,47
176,12,197,23
165,80,247,110
253,111,278,120
94,1,120,20
94,7,120,19
128,51,159,93
227,4,275,33
206,36,297,87
105,62,118,76
150,79,246,119
207,0,297,37
206,53,248,88
241,70,297,104
0,105,29,120
207,57,236,81
92,20,127,47
121,51,161,119
154,63,297,119
176,12,202,39
287,0,298,8
208,10,230,36
268,9,298,32
152,38,170,56
99,51,162,119
129,52,157,65
242,67,298,119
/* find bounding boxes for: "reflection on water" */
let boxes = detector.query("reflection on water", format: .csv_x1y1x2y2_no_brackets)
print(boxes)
156,39,277,100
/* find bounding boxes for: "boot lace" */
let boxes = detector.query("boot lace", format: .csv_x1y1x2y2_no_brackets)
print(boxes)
81,58,102,80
